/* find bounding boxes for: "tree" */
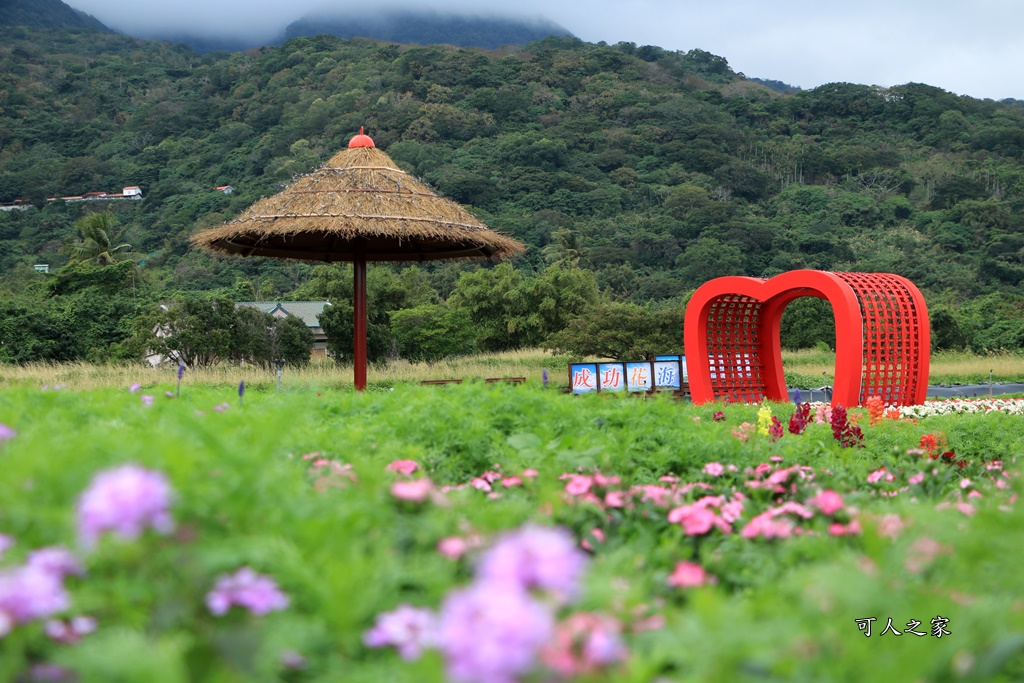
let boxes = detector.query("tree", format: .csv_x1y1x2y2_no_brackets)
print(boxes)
61,211,133,266
391,304,476,362
543,300,686,360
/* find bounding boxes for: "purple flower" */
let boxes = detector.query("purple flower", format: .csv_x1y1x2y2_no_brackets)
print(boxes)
0,563,70,625
129,383,141,393
76,464,174,549
177,364,185,380
363,603,437,660
238,380,245,398
477,525,587,602
140,395,154,407
542,368,549,388
206,567,289,616
0,534,13,558
0,423,15,443
437,581,554,683
27,547,83,579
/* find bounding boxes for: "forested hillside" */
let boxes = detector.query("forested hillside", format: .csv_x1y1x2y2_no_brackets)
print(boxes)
2,26,1024,364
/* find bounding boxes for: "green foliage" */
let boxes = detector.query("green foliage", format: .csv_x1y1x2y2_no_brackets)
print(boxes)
1,385,1023,680
61,211,134,266
544,299,686,359
390,304,476,362
3,26,1024,356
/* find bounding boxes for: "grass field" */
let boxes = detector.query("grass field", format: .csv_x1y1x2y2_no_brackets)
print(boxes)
1,348,1022,392
1,381,1023,681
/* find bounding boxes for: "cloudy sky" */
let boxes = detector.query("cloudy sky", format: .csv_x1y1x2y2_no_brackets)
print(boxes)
64,0,1024,101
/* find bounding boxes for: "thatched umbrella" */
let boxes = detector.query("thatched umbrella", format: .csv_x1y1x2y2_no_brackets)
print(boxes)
191,129,524,390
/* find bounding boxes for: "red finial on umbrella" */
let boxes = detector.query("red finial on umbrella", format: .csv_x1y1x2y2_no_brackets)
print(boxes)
348,126,375,148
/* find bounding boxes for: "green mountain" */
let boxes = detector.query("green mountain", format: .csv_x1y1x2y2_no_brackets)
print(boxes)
283,10,573,50
1,27,1023,362
0,0,108,31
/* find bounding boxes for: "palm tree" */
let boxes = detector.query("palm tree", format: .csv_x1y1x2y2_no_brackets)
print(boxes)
62,211,133,266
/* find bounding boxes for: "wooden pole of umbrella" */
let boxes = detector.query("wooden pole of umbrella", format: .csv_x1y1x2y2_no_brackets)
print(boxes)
190,128,525,391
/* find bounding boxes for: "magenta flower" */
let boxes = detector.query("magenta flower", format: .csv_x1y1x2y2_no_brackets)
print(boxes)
385,459,421,476
128,383,141,393
206,567,289,616
363,603,437,661
667,561,711,588
437,581,554,683
140,395,154,407
477,525,587,602
76,464,174,549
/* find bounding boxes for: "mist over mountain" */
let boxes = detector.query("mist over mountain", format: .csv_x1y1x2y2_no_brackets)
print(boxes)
283,10,572,50
0,0,108,31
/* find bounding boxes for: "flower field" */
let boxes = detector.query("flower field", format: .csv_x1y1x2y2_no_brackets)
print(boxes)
1,382,1023,682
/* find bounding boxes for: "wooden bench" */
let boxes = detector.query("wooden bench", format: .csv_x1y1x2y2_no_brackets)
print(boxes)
485,377,526,384
420,379,463,385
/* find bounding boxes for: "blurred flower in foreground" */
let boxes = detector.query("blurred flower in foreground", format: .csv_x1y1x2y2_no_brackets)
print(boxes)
76,464,174,549
541,612,627,677
0,555,75,636
364,603,437,660
0,424,15,444
477,525,587,603
438,581,554,683
206,567,289,616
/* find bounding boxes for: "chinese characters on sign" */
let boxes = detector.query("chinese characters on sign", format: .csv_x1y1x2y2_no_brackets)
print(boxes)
570,357,687,395
855,616,951,638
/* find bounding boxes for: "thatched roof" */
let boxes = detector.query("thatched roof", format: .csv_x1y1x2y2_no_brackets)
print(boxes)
190,143,524,262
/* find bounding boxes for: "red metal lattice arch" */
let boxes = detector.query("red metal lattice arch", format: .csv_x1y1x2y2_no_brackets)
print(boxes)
683,270,930,407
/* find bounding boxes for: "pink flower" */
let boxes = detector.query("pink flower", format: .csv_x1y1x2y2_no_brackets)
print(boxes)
390,479,433,503
703,462,724,477
667,505,724,536
866,467,894,484
667,561,711,588
581,527,606,551
741,512,794,539
810,490,844,516
604,490,627,508
521,469,539,479
470,477,492,492
876,514,905,538
908,472,925,485
140,395,154,407
206,567,289,616
128,383,141,393
732,422,754,442
905,537,947,573
76,464,174,549
959,478,972,489
364,603,437,661
386,460,420,476
563,475,593,496
0,424,13,445
541,612,627,677
956,502,976,516
438,536,470,560
501,476,523,488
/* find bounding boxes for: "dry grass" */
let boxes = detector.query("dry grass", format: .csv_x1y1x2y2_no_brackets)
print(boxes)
3,348,1022,392
0,349,570,392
